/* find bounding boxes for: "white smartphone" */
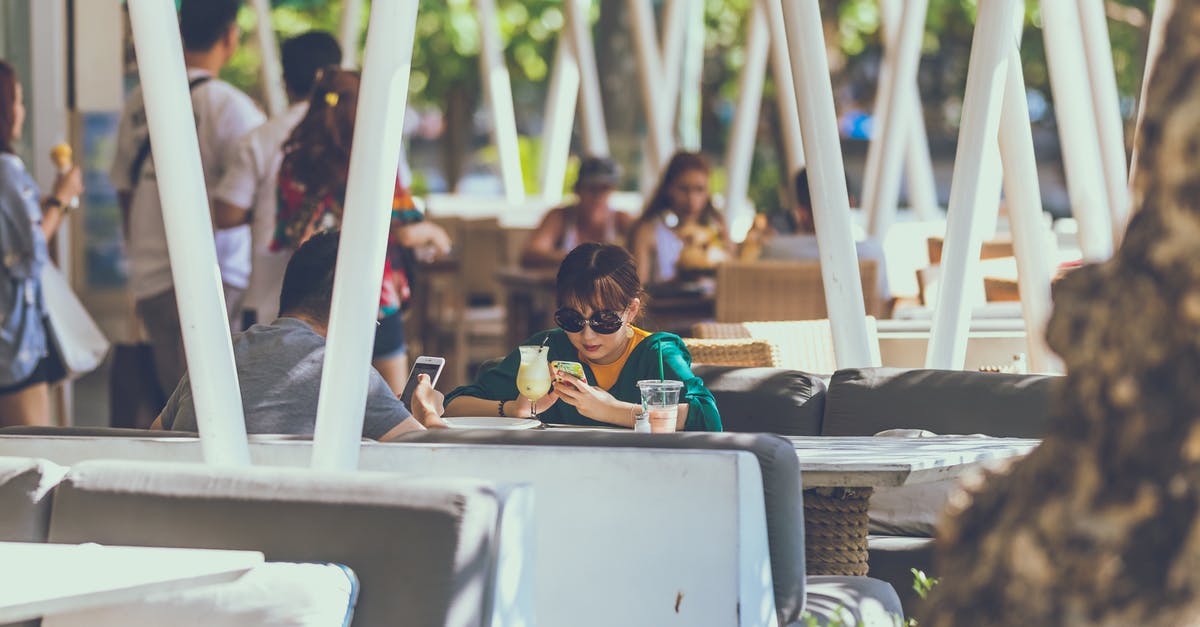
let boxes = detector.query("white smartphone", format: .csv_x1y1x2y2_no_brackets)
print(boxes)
400,356,446,406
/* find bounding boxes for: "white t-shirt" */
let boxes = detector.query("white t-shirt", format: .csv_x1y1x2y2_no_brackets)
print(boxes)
110,68,265,300
213,102,308,322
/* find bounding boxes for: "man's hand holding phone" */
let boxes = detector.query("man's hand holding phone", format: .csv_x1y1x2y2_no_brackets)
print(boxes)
410,374,446,428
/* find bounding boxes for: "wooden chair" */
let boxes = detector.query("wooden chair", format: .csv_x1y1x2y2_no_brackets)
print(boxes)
682,338,780,368
715,259,881,323
691,318,881,374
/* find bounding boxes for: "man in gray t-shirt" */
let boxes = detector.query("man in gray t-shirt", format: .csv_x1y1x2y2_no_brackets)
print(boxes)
154,231,444,440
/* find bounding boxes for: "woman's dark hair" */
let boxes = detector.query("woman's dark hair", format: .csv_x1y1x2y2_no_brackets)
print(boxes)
634,151,723,229
280,68,360,202
0,61,18,154
280,31,342,98
556,243,645,317
279,230,340,321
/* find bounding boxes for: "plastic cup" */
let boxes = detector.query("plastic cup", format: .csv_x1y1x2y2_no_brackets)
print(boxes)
637,380,684,433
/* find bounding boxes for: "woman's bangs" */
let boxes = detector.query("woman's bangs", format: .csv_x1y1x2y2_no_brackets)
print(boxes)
558,273,628,313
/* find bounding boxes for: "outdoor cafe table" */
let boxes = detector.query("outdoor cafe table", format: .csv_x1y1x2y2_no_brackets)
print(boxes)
0,542,263,622
496,266,716,345
784,435,1040,575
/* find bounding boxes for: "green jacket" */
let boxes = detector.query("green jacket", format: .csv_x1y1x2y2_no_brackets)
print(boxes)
447,329,723,432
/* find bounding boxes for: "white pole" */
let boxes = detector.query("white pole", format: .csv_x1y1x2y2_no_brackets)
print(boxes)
659,0,687,132
998,44,1061,374
677,0,705,150
1076,0,1129,244
762,0,805,174
628,0,674,172
251,0,287,117
1128,0,1173,195
865,0,929,238
539,39,580,201
563,0,609,156
312,0,419,471
126,0,249,466
781,0,874,368
475,0,527,204
904,93,939,219
338,0,364,69
723,3,770,238
1039,0,1113,262
926,0,1019,370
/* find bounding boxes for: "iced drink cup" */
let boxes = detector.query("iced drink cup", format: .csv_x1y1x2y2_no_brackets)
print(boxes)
637,380,684,433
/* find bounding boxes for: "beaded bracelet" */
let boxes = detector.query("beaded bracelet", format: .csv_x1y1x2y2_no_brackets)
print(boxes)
498,399,507,417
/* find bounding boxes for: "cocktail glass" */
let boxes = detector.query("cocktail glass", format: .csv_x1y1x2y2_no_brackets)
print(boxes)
517,345,552,421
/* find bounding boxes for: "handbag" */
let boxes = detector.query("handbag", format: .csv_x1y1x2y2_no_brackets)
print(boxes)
40,262,110,378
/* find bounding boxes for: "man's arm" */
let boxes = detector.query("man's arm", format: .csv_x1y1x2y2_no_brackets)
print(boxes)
213,198,250,229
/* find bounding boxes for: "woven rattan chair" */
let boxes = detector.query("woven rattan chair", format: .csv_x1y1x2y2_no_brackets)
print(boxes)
714,259,881,323
682,338,781,368
691,319,881,373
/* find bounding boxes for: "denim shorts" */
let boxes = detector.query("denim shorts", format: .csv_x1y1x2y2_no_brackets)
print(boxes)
372,311,407,360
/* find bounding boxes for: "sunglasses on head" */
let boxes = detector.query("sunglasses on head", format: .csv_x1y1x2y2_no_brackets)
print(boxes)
554,307,626,334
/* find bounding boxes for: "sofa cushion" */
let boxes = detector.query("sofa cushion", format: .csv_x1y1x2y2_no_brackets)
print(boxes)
48,460,509,627
43,561,359,627
866,536,935,617
0,456,67,542
397,429,807,625
821,367,1060,437
692,365,826,435
801,575,905,626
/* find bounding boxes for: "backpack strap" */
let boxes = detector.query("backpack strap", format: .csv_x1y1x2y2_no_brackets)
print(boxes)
127,75,212,189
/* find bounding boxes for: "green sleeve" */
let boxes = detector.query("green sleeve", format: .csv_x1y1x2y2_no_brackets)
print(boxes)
648,334,723,432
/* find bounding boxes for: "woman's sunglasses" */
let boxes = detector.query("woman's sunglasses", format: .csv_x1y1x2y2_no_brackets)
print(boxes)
554,308,625,335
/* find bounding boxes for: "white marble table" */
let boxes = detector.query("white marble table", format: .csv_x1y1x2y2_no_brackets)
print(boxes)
0,542,264,623
784,435,1041,488
781,435,1039,575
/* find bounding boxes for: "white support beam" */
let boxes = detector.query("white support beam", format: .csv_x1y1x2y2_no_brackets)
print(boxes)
677,0,705,150
865,0,930,238
563,0,609,156
1039,0,1113,262
628,0,674,172
475,0,527,203
1077,0,1129,244
250,0,287,117
723,3,770,240
339,0,364,69
539,38,580,201
998,44,1062,374
126,0,249,466
312,0,419,471
762,0,805,175
659,0,686,131
781,0,874,368
926,0,1019,370
1128,0,1173,195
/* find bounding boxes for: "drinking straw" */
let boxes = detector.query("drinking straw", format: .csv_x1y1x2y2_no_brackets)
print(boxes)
541,334,550,347
659,344,665,381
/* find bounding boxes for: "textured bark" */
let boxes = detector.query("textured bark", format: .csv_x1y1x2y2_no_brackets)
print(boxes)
923,2,1200,625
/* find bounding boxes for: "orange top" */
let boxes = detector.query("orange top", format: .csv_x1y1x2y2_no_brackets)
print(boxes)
584,326,652,390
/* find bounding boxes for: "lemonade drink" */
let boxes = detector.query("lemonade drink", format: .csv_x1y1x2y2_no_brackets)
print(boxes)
517,345,552,418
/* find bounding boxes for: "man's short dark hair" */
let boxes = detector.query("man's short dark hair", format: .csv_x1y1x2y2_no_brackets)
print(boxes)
281,31,342,98
179,0,241,52
279,230,339,322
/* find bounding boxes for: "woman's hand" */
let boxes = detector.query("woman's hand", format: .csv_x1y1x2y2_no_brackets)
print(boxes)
510,388,560,418
396,221,452,258
553,375,636,425
51,166,83,206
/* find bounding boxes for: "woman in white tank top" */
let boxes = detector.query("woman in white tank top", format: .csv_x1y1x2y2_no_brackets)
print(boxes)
628,151,731,285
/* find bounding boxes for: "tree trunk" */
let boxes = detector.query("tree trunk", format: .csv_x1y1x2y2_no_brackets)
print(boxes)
922,1,1200,625
442,85,471,193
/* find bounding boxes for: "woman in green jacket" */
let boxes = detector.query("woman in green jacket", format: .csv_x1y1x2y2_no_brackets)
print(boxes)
445,243,722,431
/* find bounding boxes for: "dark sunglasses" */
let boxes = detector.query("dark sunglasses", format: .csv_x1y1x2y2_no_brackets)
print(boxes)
554,308,626,334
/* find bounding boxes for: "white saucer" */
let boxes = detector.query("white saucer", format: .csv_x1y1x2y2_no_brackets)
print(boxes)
441,417,543,430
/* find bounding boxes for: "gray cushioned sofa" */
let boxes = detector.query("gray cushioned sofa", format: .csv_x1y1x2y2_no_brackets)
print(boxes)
696,365,1059,612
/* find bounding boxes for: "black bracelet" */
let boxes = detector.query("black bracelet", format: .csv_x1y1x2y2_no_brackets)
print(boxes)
498,399,507,417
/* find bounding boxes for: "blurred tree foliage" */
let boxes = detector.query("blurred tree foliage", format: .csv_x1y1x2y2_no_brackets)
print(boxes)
221,0,1154,201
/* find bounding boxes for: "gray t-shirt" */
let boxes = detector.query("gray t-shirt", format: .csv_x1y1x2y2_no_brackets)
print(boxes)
161,317,412,438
